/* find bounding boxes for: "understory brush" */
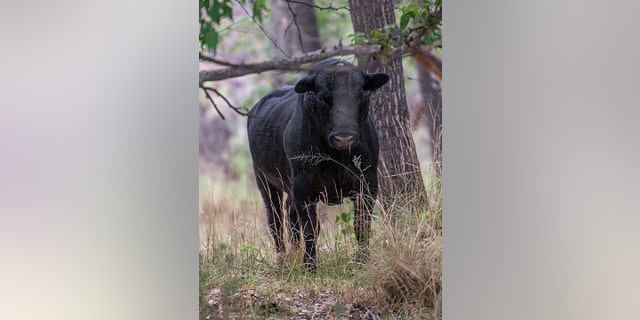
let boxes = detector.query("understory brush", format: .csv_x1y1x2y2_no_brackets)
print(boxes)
199,171,442,319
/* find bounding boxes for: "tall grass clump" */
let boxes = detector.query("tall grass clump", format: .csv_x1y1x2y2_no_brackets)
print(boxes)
198,162,443,319
358,169,442,318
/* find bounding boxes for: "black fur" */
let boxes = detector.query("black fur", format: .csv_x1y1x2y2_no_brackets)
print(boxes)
247,58,389,270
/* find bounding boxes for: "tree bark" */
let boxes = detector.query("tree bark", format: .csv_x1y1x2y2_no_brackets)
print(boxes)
348,0,427,205
416,51,442,176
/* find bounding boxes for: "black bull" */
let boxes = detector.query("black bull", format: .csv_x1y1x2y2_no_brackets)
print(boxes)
247,58,389,270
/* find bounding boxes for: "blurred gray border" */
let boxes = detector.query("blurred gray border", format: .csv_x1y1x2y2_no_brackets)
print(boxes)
3,0,640,319
1,1,198,319
444,1,640,319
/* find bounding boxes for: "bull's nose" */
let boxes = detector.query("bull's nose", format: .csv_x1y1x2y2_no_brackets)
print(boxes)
331,134,357,149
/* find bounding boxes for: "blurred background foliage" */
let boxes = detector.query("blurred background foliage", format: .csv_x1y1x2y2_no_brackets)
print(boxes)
199,0,442,183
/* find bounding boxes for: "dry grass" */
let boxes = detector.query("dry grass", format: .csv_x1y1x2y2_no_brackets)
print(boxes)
199,163,442,319
365,194,442,318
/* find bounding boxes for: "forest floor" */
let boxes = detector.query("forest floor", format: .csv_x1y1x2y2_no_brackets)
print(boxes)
199,171,441,320
199,249,440,319
198,120,441,319
201,281,385,319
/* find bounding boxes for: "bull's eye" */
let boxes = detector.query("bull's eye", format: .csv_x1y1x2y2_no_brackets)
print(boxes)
312,94,331,118
317,94,332,108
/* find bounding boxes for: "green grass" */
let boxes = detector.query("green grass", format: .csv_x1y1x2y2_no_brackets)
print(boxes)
199,163,442,319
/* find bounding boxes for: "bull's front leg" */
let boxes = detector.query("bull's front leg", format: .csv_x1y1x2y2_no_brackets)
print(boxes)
296,200,319,270
290,175,320,271
352,192,375,263
352,170,378,263
292,190,320,271
285,196,302,250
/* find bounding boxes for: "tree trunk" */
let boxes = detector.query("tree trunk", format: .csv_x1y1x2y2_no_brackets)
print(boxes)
416,51,442,176
348,0,427,205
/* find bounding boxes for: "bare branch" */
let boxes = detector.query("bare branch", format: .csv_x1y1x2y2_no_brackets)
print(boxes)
411,49,441,81
285,0,306,53
199,52,248,68
199,44,383,84
201,85,225,120
285,0,350,11
207,86,248,116
200,85,249,117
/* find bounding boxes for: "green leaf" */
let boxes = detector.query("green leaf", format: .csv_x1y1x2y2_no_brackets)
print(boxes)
209,1,222,24
400,14,410,30
201,26,219,53
252,0,268,23
222,2,233,20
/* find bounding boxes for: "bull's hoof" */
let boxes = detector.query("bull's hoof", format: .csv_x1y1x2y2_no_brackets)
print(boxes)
274,251,286,266
304,257,318,272
304,262,318,273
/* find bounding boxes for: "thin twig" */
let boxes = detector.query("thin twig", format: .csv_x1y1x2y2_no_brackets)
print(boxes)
235,0,289,58
201,85,225,120
285,0,350,12
283,15,297,35
201,85,249,117
199,52,245,67
285,0,306,53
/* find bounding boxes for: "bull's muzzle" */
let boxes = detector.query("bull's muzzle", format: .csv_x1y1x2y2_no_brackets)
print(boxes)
330,133,359,150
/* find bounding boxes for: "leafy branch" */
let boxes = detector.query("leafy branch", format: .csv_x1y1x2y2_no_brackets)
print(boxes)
200,0,268,53
198,0,442,116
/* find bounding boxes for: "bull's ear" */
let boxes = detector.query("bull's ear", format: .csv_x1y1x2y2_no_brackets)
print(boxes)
363,73,390,91
294,76,317,93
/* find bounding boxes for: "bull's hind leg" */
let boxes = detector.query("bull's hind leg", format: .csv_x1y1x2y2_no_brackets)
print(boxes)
255,171,285,259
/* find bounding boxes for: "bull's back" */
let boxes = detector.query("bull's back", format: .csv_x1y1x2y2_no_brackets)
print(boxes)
247,86,298,190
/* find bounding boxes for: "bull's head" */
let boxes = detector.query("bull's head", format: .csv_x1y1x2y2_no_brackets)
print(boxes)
294,59,389,150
